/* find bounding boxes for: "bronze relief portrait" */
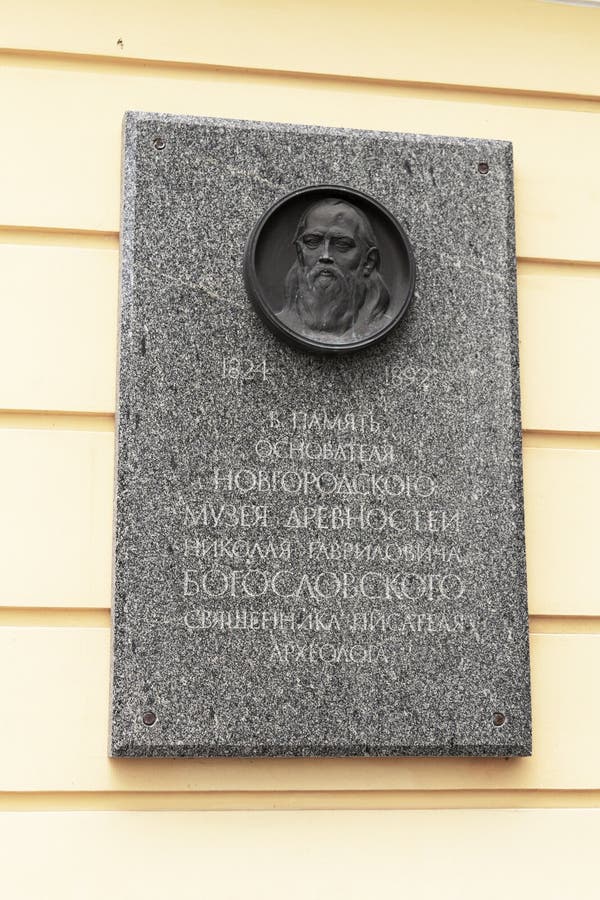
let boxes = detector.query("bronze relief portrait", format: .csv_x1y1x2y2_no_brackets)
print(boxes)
244,186,415,353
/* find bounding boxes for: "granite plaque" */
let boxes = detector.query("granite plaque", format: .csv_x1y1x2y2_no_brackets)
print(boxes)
110,111,531,757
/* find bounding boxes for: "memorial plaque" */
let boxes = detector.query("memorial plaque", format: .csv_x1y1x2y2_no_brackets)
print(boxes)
110,112,531,757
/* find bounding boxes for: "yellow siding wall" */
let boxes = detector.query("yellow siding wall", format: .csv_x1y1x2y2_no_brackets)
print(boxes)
1,2,600,896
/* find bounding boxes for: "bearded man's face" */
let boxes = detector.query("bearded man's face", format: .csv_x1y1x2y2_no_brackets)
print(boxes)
292,203,369,333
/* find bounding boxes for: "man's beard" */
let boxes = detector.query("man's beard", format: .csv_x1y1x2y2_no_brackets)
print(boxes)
288,263,366,334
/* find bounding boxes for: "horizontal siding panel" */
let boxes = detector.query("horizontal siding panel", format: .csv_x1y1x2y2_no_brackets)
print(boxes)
3,0,600,98
523,448,600,617
519,265,600,433
0,242,118,414
0,629,596,791
0,432,598,616
1,810,599,900
1,60,600,262
0,430,113,608
2,242,599,433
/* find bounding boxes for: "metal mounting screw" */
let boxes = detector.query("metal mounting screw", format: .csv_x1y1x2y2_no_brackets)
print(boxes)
493,712,506,727
478,162,489,175
153,137,165,151
142,710,157,726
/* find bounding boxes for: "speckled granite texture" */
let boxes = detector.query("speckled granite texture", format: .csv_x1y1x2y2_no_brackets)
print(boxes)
110,112,531,757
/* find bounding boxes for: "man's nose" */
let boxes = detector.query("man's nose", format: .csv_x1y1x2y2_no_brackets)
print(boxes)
319,238,333,263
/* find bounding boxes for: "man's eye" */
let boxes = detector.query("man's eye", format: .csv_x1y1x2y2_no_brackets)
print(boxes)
334,240,354,252
303,236,321,248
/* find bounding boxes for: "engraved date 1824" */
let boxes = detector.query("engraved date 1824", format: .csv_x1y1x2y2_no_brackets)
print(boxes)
221,357,270,382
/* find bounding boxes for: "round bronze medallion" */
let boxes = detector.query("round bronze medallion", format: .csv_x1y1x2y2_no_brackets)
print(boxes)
244,185,415,354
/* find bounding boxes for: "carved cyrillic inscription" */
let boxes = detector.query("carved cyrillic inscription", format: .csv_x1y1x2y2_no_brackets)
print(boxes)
170,403,479,664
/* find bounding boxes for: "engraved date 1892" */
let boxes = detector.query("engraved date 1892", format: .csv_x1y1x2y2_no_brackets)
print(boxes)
383,365,432,389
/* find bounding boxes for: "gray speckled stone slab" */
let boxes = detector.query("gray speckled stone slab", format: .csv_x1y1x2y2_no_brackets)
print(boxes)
110,111,531,757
